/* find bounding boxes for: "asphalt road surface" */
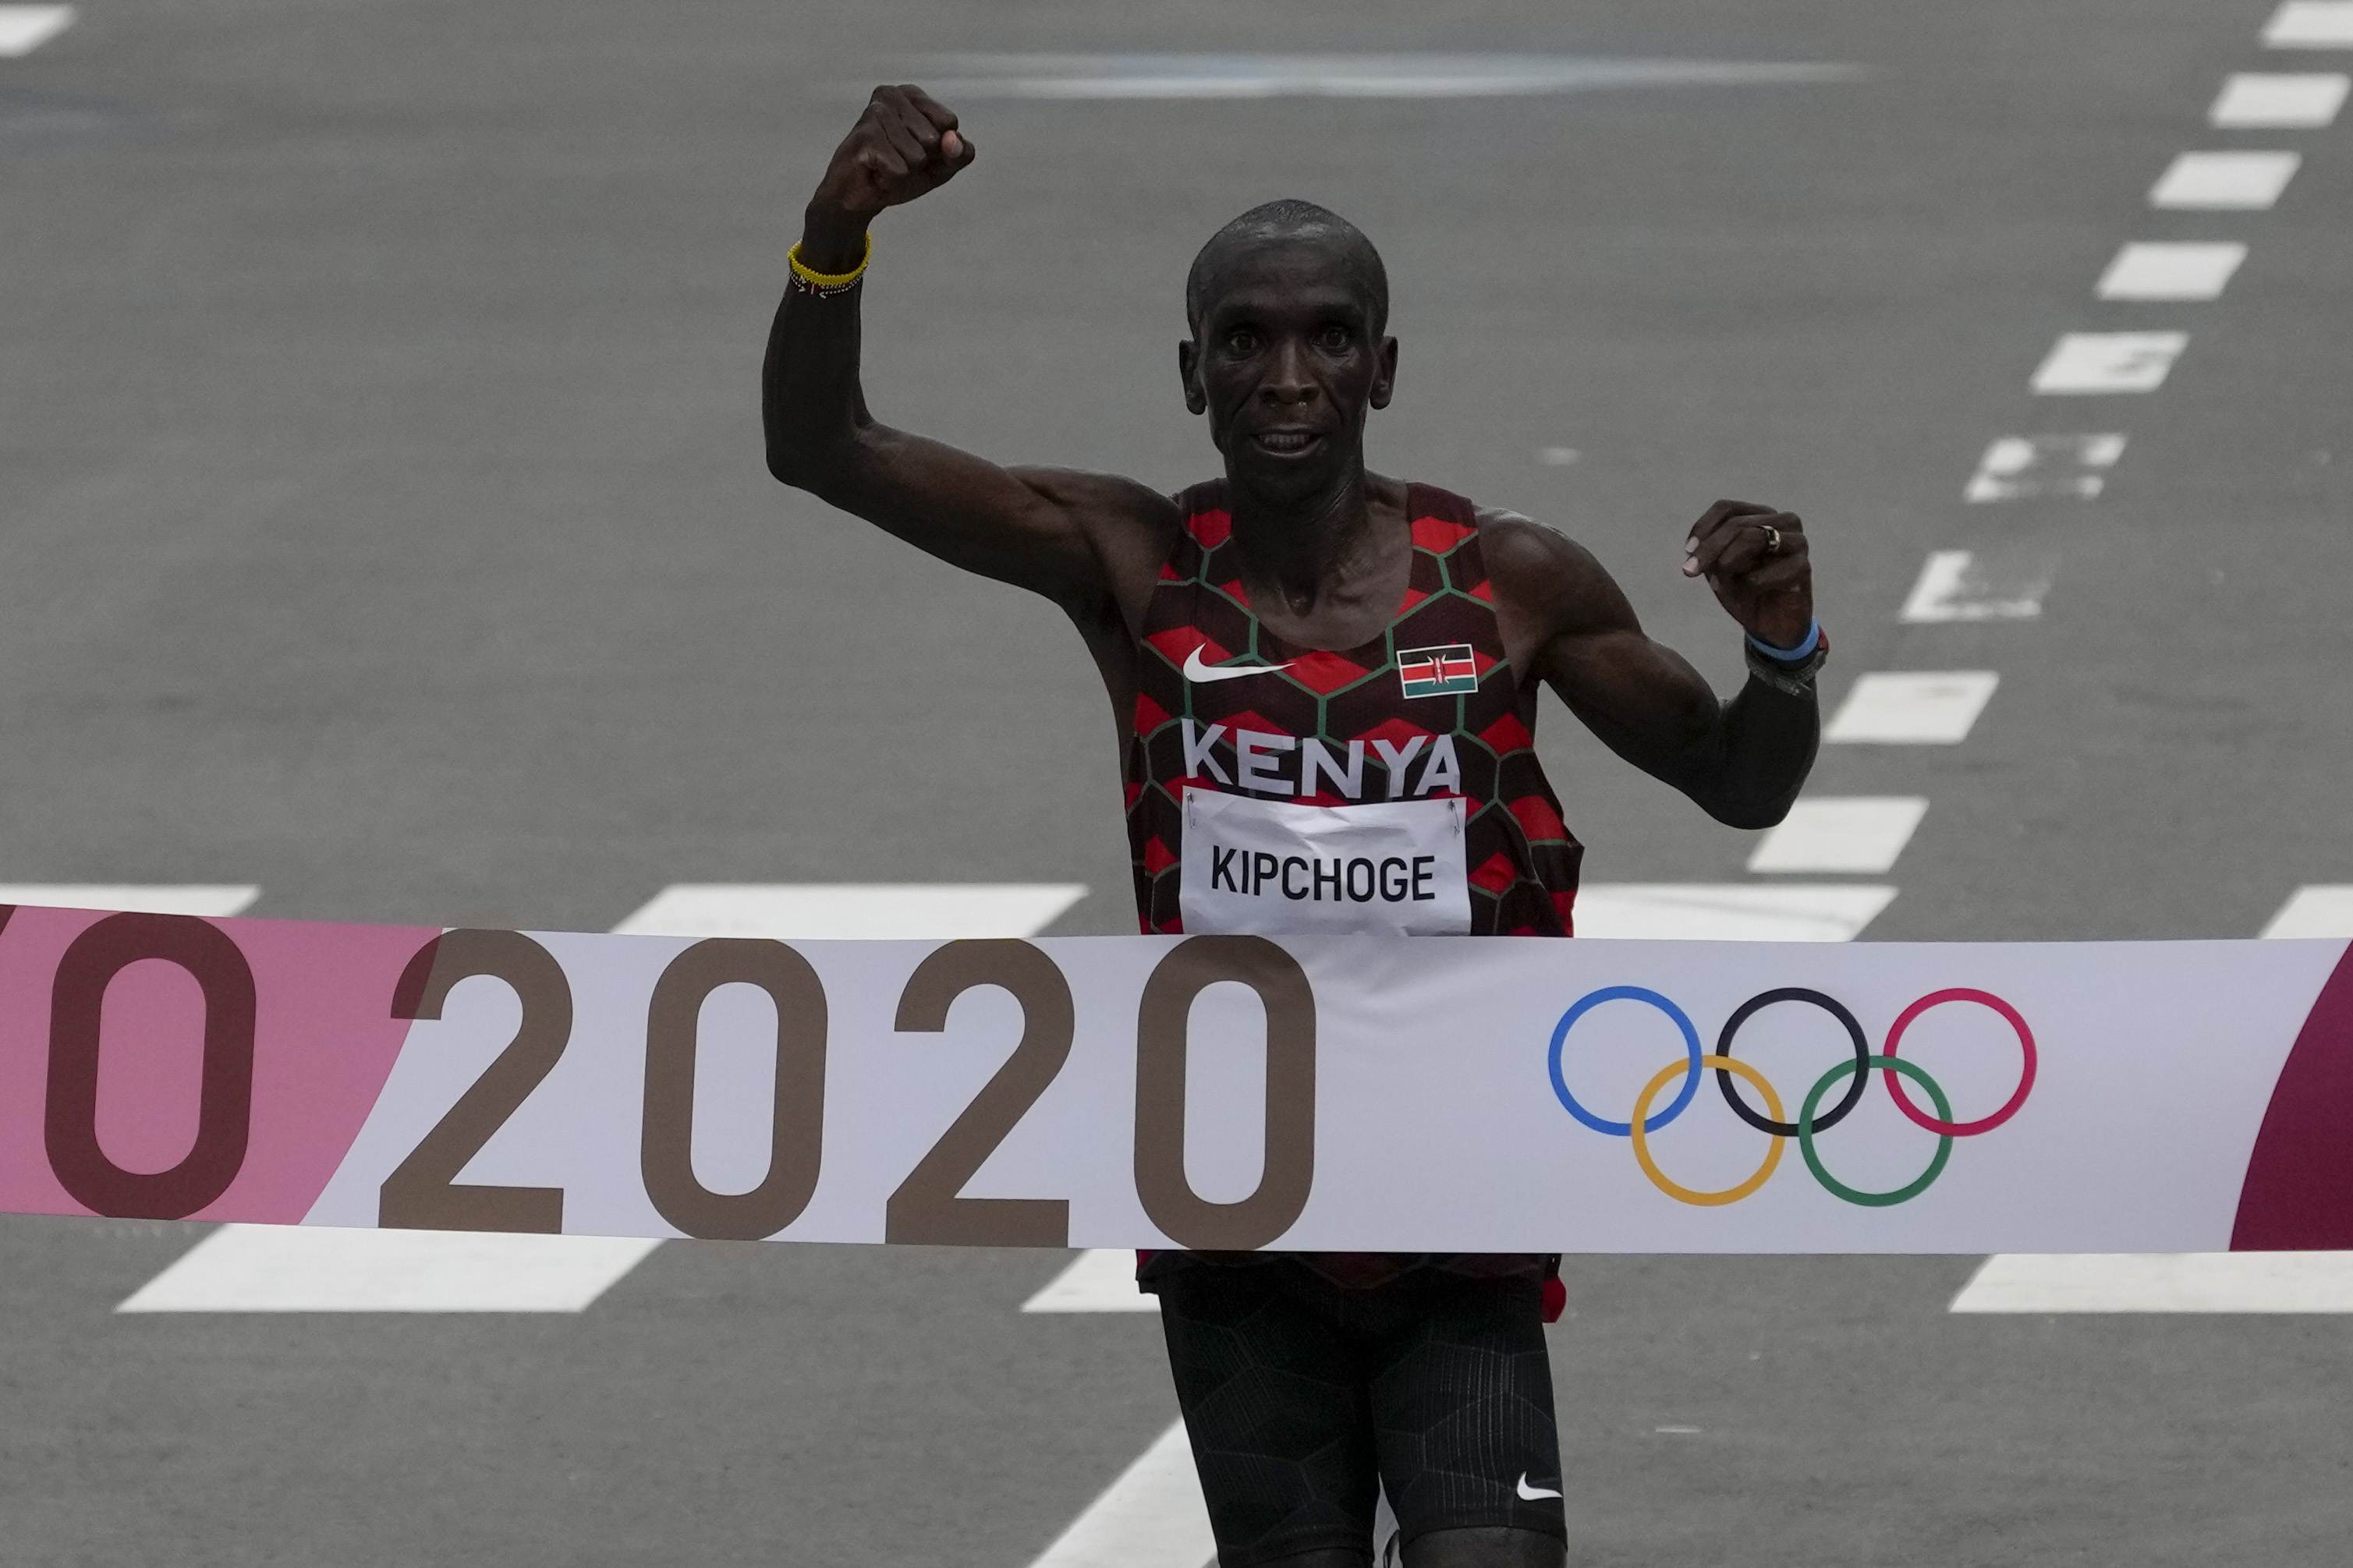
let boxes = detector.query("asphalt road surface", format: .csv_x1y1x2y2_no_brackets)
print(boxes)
3,2,2349,1564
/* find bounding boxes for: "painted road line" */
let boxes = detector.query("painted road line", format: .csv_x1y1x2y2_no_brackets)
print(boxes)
122,883,1091,1313
1026,1418,1217,1568
2261,886,2353,939
1951,1253,2353,1313
1899,551,2050,623
1824,672,1999,745
2265,2,2353,48
118,1230,663,1314
1746,798,1926,875
2095,242,2247,302
612,882,1089,940
0,5,73,55
1574,883,1896,941
0,884,260,917
2210,71,2349,126
2029,332,2188,394
920,53,1862,101
1026,1248,1159,1313
1965,434,2125,502
2149,150,2300,208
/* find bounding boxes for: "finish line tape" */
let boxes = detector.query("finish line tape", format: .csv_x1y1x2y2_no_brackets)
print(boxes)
2,903,2348,1253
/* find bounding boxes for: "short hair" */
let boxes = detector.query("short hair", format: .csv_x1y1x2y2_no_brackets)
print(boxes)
1184,199,1390,338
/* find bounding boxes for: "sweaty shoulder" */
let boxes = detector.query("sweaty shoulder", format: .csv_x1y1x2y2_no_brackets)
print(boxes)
1475,507,1641,667
1011,465,1185,611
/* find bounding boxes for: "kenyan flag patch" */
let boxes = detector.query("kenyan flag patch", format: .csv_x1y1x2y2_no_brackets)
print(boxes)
1397,643,1479,699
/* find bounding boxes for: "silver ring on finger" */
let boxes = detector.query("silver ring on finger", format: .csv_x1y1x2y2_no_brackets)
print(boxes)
1761,523,1783,556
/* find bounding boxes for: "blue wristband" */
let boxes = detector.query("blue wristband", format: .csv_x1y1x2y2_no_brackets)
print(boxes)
1745,618,1821,663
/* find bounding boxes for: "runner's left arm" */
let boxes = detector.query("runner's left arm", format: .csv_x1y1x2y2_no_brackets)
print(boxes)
1485,506,1820,829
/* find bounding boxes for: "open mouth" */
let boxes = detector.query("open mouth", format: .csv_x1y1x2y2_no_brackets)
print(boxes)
1251,430,1324,457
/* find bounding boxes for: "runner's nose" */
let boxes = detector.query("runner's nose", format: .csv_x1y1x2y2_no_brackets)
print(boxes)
1258,338,1318,407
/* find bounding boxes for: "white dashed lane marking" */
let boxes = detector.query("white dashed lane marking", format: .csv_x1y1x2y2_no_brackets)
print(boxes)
1965,434,2126,502
0,5,73,55
918,53,1862,101
2264,2,2353,48
2149,150,2301,208
1899,551,2050,624
2260,886,2353,939
119,1230,664,1315
116,883,1087,1314
1951,1254,2353,1313
613,882,1088,940
1024,1418,1217,1568
0,884,259,917
2030,332,2188,394
2095,242,2247,302
2209,72,2349,126
1745,799,1926,875
1572,883,1896,940
1026,1248,1159,1313
1825,672,1999,745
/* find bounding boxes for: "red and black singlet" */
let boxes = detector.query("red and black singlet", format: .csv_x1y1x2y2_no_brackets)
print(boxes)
1122,480,1582,936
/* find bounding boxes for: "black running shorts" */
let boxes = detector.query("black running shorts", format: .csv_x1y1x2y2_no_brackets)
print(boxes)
1155,1257,1567,1566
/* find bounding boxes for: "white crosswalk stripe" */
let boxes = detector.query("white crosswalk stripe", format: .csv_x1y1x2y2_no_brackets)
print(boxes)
116,883,1086,1314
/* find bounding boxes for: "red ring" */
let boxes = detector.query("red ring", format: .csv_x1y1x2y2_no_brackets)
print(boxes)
1880,988,2036,1137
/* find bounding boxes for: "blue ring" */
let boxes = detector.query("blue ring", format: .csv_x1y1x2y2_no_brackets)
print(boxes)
1547,986,1704,1137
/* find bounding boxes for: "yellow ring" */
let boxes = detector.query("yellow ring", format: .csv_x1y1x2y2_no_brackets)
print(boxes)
1628,1054,1785,1207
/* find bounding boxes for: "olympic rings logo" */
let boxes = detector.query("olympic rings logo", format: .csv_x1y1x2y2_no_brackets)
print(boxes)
1545,986,2036,1208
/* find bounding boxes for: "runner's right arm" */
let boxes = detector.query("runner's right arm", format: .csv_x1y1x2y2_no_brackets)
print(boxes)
762,87,1177,614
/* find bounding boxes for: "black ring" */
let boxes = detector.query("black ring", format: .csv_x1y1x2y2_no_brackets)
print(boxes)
1713,987,1869,1137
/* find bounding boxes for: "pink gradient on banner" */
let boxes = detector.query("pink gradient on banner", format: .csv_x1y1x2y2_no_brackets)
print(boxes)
2231,941,2353,1250
0,904,434,1222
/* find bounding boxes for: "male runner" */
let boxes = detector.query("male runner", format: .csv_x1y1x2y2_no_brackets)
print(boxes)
764,87,1823,1568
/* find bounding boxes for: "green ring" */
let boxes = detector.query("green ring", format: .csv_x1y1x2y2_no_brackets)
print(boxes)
1798,1056,1954,1207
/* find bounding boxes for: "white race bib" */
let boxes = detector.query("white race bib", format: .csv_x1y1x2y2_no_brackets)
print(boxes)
1178,791,1472,937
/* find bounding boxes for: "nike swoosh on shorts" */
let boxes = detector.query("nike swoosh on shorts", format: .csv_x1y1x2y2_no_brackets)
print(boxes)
1515,1473,1564,1501
1182,646,1295,684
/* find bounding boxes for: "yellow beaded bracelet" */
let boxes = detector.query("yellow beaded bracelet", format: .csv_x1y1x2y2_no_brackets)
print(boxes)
787,232,872,292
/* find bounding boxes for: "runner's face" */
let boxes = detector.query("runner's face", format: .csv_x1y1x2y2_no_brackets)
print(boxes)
1181,241,1396,490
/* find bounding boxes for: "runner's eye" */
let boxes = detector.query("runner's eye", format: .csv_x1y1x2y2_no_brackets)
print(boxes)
1225,328,1259,355
1317,325,1352,352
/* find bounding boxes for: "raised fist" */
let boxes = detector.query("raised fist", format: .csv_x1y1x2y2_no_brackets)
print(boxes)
810,85,975,223
1681,499,1814,649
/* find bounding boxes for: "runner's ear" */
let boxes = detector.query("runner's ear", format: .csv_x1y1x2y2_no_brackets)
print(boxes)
1177,338,1207,415
1367,334,1398,411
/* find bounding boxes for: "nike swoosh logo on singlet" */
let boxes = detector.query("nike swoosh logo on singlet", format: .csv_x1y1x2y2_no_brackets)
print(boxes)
1182,646,1295,684
1515,1474,1564,1501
